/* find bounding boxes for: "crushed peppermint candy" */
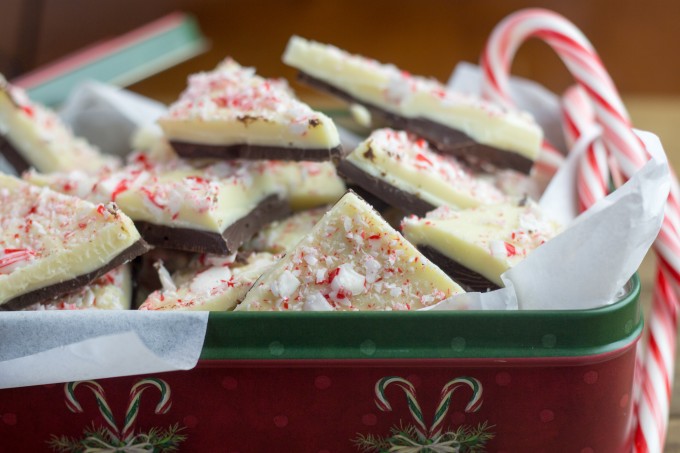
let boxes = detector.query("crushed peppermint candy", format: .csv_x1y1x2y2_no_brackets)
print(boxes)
161,58,328,137
140,252,278,311
348,128,505,209
24,148,284,231
236,191,463,312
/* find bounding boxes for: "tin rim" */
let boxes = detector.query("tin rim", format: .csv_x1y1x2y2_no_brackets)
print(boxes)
201,274,641,360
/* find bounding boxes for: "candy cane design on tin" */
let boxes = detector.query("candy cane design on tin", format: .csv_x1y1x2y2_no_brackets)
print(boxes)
353,376,493,452
46,378,186,452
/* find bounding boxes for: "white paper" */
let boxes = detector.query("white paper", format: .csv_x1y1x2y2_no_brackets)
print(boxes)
59,80,167,156
0,311,208,389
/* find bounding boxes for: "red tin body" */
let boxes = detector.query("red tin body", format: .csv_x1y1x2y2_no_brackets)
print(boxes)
0,277,641,452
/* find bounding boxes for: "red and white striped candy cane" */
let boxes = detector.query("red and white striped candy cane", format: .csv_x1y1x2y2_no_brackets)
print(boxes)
121,377,172,441
480,8,680,452
561,85,610,212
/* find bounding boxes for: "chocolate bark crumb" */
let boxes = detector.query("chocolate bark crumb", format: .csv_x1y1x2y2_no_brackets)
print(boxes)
418,245,501,293
0,134,31,174
169,140,345,162
134,194,291,255
336,159,436,217
0,239,151,311
296,71,534,174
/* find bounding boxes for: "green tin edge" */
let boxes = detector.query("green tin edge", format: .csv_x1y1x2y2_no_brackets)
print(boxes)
200,274,642,360
25,16,206,107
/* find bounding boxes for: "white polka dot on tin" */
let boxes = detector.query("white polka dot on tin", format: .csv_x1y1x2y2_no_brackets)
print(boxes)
541,334,557,348
495,372,512,386
583,371,599,384
406,374,421,388
269,341,285,356
539,409,555,422
274,415,289,428
360,339,376,356
315,375,332,390
362,413,378,426
183,415,199,428
450,337,466,351
221,376,238,390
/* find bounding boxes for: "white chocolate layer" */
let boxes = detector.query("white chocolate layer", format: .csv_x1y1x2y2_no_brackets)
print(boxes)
25,151,284,234
139,252,278,311
236,192,464,311
158,59,340,150
261,161,345,210
283,36,542,160
0,76,120,173
347,129,505,209
0,175,143,306
24,265,132,310
401,201,561,286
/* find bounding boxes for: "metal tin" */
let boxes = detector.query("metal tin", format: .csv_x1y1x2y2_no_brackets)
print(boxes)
0,276,641,452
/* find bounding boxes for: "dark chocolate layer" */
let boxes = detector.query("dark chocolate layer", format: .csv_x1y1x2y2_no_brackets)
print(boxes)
135,194,291,255
336,159,436,217
0,134,31,174
0,238,150,311
417,245,501,293
297,71,534,174
170,140,345,163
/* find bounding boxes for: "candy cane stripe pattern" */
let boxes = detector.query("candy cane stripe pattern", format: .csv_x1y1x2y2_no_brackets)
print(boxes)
374,376,428,440
481,9,680,452
480,8,648,178
430,377,483,438
561,85,610,212
64,380,120,441
122,378,172,441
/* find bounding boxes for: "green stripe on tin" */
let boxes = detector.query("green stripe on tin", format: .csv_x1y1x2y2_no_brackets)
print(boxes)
201,274,641,360
24,15,206,107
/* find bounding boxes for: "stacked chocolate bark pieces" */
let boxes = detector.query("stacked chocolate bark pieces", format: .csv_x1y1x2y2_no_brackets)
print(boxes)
0,38,561,312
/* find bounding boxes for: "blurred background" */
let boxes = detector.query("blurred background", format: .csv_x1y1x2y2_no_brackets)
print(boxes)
2,0,680,449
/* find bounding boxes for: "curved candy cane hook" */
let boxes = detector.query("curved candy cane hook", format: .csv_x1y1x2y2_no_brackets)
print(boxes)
429,377,483,438
374,376,428,441
122,378,172,442
64,380,120,441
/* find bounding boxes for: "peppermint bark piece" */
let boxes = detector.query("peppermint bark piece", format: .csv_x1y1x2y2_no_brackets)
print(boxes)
25,153,290,255
0,175,148,310
262,161,345,211
338,129,505,216
236,191,464,311
23,265,132,310
401,200,561,291
139,252,278,311
158,59,343,161
0,75,120,174
283,36,542,173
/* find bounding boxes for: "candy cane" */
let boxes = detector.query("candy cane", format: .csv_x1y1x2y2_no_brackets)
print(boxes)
429,377,483,439
121,378,172,442
480,8,680,452
561,85,610,212
374,376,428,440
64,381,120,441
